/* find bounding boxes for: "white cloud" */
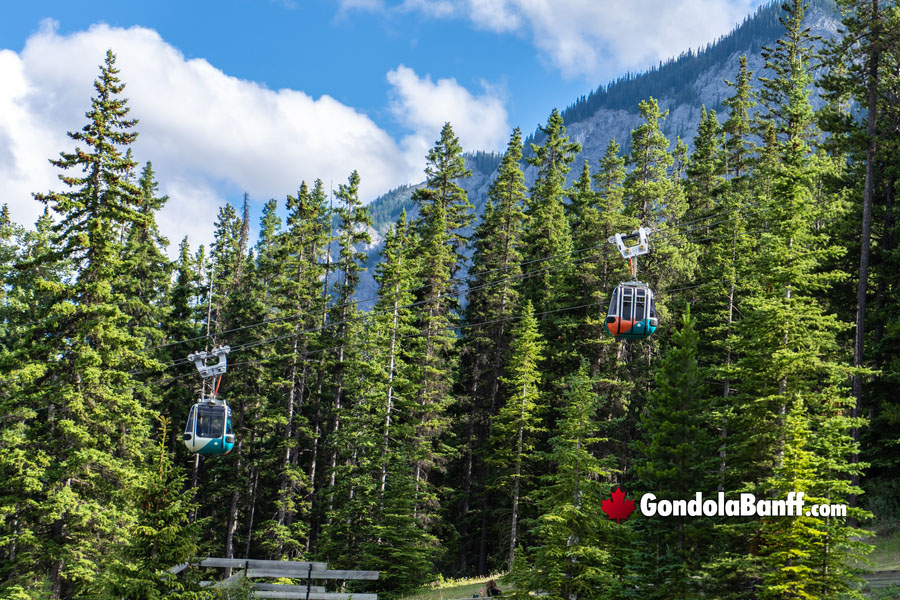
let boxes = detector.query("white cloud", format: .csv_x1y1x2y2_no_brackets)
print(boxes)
468,0,522,32
397,0,761,80
399,0,460,18
387,65,509,167
0,21,508,252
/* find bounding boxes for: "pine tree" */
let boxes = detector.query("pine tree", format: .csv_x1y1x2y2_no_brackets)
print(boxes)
105,417,203,599
488,301,546,569
513,363,618,600
17,49,157,598
453,129,527,572
633,309,714,599
410,124,471,527
522,109,580,347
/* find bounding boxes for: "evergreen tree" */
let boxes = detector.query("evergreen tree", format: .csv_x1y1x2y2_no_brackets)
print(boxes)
0,210,71,597
513,363,618,600
570,140,637,373
160,237,203,455
410,124,471,528
727,2,866,595
18,50,157,597
488,301,546,569
522,109,580,349
453,129,527,573
262,179,330,558
722,56,757,180
105,418,203,599
117,161,172,348
624,98,681,225
684,106,724,224
623,97,695,331
324,170,373,518
633,309,713,599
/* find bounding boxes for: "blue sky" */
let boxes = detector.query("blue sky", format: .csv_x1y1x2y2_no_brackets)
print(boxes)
0,0,766,250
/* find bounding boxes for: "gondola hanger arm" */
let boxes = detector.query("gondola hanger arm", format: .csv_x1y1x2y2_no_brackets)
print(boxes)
187,345,231,380
608,227,651,261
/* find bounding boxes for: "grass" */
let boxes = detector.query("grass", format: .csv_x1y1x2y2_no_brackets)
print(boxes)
865,530,900,572
400,574,507,600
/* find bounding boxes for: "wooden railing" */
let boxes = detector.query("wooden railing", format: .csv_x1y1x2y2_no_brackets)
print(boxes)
170,558,379,599
862,569,900,591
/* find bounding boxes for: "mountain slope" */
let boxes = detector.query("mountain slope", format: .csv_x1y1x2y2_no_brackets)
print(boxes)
356,0,840,302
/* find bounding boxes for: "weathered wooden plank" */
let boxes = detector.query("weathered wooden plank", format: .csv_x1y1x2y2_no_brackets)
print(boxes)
863,570,900,580
170,558,328,574
309,570,380,580
861,570,900,589
245,568,379,580
201,580,330,591
253,584,330,593
253,593,377,600
199,558,328,570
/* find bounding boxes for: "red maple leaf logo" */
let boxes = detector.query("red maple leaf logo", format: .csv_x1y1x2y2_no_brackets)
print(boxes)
601,487,635,523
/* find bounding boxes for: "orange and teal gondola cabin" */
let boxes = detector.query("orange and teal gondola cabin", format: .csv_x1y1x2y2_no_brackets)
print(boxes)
183,402,235,455
605,281,658,340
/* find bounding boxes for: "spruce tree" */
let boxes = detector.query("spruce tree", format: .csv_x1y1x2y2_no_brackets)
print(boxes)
261,179,330,558
633,309,713,599
488,301,546,569
522,109,580,366
0,210,71,596
570,140,637,373
19,49,158,597
104,418,203,599
728,1,866,594
722,56,756,180
453,129,527,572
513,363,618,600
410,123,471,527
684,106,724,225
324,170,372,517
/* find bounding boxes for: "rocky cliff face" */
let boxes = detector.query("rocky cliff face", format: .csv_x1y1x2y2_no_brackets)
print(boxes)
354,0,840,303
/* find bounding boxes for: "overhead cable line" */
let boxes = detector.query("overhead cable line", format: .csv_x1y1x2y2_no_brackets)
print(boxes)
141,201,772,365
142,220,769,376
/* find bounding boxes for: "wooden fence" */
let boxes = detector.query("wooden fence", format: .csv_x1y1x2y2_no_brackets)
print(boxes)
862,569,900,592
170,558,379,599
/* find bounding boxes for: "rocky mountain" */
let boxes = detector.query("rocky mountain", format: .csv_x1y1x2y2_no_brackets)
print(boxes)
355,0,840,303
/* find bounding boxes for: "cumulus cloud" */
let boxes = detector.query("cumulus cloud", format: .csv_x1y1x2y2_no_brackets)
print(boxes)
387,65,509,164
0,21,508,251
394,0,760,79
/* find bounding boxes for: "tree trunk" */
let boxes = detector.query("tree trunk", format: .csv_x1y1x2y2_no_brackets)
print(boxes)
850,0,880,523
245,464,259,558
509,384,526,569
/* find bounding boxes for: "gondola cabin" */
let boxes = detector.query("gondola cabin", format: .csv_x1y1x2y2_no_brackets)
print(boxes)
183,402,235,455
605,282,658,340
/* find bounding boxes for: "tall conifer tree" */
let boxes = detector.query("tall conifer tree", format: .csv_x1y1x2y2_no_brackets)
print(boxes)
19,50,159,597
